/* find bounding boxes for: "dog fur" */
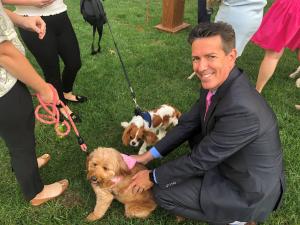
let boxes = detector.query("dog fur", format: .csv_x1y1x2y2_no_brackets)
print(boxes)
121,104,181,154
86,147,156,221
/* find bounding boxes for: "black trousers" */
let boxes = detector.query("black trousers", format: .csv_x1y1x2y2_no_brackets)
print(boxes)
0,82,43,200
198,0,211,23
152,176,228,225
19,11,82,104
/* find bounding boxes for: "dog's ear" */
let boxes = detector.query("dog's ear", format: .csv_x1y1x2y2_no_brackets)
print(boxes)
143,130,158,145
86,153,92,179
86,154,91,170
152,114,162,128
121,121,129,128
174,108,182,119
162,115,170,127
122,125,132,146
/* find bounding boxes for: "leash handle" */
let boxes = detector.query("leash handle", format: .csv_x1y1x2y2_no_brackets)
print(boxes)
58,101,88,152
35,84,87,152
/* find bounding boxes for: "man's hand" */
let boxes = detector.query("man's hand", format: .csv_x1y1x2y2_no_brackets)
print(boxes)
131,151,154,165
21,16,46,39
127,170,153,194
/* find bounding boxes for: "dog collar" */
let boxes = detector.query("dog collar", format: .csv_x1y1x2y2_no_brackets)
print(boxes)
140,111,152,128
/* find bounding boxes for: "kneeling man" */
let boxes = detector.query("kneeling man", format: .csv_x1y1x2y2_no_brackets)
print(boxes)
128,22,285,225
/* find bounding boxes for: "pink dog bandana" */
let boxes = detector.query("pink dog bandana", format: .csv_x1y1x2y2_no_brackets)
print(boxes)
111,154,137,184
121,154,137,170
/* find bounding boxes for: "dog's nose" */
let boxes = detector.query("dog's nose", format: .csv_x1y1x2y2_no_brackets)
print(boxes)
131,141,136,146
91,176,97,182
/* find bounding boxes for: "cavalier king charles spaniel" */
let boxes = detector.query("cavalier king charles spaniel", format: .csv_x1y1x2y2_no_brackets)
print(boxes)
121,104,181,154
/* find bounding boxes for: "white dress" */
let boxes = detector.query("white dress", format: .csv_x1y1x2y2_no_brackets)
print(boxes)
14,0,67,16
214,0,267,56
0,1,23,97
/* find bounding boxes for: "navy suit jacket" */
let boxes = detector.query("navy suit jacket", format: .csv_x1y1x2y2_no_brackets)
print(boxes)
154,67,285,222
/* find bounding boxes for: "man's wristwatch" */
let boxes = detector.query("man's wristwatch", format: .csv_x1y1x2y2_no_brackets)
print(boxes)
149,170,155,183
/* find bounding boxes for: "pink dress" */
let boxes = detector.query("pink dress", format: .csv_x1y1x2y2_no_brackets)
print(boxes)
251,0,300,52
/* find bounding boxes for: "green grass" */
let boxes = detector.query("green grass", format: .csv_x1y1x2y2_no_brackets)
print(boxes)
0,0,299,224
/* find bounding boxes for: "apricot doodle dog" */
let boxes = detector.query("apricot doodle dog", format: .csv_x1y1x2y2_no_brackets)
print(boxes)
86,147,156,221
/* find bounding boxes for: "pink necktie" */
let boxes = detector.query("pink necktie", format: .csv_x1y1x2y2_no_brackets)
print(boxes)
204,91,213,120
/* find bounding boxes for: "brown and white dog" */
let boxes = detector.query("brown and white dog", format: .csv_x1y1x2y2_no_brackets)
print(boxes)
86,147,156,221
289,66,300,110
121,104,181,154
289,66,300,88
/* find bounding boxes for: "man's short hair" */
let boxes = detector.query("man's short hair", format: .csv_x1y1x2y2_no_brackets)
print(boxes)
188,22,236,54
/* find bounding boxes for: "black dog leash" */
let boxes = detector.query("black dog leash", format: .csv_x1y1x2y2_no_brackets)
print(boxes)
105,18,142,116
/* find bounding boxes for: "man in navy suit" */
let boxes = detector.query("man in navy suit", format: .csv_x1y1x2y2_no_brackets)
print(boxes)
128,22,284,225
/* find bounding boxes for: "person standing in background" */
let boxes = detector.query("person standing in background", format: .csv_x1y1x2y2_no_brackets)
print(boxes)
214,0,267,57
198,0,211,23
251,0,300,93
3,0,87,122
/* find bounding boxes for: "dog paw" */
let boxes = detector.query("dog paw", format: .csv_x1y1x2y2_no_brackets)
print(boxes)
138,149,147,155
121,121,129,128
296,78,300,88
289,66,300,78
86,212,100,222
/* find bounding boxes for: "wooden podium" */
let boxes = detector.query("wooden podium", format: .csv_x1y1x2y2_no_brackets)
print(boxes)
155,0,190,33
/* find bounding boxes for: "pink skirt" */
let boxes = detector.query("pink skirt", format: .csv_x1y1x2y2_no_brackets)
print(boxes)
251,0,300,52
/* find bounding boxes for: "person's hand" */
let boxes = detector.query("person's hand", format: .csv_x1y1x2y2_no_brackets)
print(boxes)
130,151,154,165
126,170,153,194
21,16,46,39
38,83,59,104
31,0,55,8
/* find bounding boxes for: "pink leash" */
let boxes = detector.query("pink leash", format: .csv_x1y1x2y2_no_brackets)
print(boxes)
34,84,87,152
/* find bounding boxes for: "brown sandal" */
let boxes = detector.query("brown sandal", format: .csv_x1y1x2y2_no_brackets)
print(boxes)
30,179,69,206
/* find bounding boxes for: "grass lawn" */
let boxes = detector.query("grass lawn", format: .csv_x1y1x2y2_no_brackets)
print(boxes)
0,0,299,224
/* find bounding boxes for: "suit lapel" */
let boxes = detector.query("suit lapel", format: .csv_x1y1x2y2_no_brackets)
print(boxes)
203,66,242,128
199,89,207,131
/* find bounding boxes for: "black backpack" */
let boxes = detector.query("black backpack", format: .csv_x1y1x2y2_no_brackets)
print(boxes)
80,0,107,55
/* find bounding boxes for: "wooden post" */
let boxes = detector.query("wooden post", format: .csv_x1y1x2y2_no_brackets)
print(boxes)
155,0,190,33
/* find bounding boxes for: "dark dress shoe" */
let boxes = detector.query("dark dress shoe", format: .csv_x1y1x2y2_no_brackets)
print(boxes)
66,95,87,103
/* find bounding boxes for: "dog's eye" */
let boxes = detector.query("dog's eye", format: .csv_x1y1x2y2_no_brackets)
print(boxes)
103,166,108,171
93,163,97,167
130,135,134,139
137,138,141,141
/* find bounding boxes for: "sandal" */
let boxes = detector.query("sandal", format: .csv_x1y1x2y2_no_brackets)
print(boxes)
37,154,51,168
30,179,69,206
65,95,88,104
